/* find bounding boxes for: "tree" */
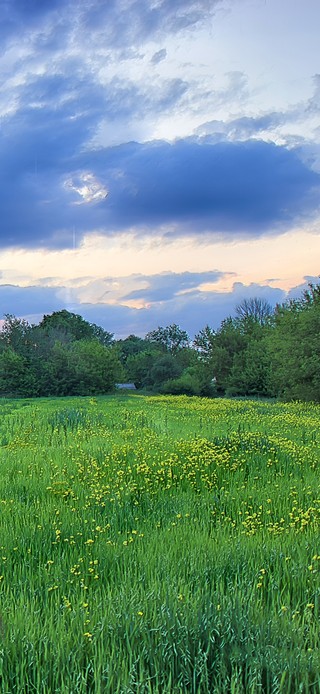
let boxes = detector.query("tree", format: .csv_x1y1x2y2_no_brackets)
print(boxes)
162,362,217,397
149,354,183,390
226,336,274,397
39,310,113,346
193,325,215,360
39,341,78,396
162,369,201,396
267,282,320,401
0,314,34,357
88,323,114,347
207,317,247,393
116,335,148,365
0,310,119,397
126,348,163,389
39,340,124,396
145,324,190,354
70,340,124,394
0,348,38,396
235,297,273,325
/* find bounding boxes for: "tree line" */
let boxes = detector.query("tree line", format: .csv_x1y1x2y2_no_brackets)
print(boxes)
0,282,319,401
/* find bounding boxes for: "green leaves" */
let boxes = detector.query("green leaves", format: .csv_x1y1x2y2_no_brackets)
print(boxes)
1,281,320,401
0,311,122,397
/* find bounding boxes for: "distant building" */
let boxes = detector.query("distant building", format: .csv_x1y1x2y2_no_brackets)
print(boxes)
115,383,137,390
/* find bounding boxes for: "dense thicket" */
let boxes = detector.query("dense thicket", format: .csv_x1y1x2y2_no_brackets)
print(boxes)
193,283,320,402
0,283,319,400
0,311,123,397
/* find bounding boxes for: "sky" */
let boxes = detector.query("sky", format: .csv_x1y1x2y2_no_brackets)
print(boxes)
0,0,319,338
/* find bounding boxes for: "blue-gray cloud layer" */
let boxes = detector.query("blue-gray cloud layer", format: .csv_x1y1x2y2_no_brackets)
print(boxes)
122,270,225,302
0,272,290,338
87,139,320,233
0,130,319,248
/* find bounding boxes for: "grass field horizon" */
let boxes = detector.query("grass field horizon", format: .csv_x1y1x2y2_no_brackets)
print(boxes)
0,393,319,692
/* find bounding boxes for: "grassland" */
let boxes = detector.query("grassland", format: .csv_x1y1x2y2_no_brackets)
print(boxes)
0,394,319,693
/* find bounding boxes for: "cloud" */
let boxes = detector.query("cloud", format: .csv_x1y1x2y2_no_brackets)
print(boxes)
0,0,319,254
196,113,287,140
122,270,225,302
80,138,320,236
195,72,320,145
95,76,189,121
0,129,319,249
151,48,167,65
0,283,64,316
1,0,221,50
287,275,320,300
0,275,289,339
0,0,61,40
80,0,221,48
307,74,320,114
137,281,286,338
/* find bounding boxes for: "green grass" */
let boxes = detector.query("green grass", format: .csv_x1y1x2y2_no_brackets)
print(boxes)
0,394,319,692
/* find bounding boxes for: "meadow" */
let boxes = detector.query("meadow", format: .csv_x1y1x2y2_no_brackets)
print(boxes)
0,394,319,693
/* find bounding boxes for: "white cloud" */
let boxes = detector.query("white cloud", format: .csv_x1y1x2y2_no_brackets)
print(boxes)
64,172,108,204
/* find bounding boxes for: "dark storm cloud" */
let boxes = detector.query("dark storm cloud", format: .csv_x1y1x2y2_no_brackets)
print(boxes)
0,71,187,249
79,138,320,236
0,72,106,247
0,129,319,248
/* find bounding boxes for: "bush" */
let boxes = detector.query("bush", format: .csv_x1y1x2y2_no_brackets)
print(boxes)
161,372,201,396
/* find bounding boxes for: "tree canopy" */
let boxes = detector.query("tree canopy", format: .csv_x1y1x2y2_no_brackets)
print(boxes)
0,310,122,397
1,283,319,401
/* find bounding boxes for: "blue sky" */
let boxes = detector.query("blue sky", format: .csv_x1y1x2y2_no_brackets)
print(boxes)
0,0,319,337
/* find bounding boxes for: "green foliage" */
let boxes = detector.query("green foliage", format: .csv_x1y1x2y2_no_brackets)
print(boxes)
37,341,125,397
162,365,217,397
162,371,200,395
149,354,183,390
1,281,320,401
267,284,320,401
39,309,114,346
0,348,38,396
0,311,121,397
0,314,35,358
204,317,247,394
117,334,148,365
194,282,320,402
145,323,190,354
71,340,124,395
126,348,162,389
193,324,215,359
